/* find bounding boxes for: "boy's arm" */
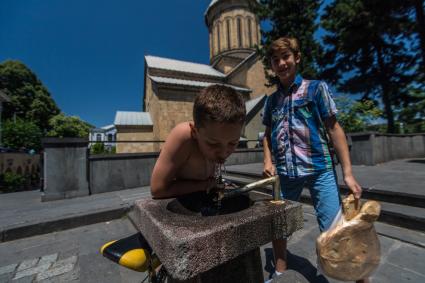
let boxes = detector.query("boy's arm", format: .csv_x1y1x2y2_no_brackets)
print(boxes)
324,116,362,199
150,124,214,199
263,126,276,177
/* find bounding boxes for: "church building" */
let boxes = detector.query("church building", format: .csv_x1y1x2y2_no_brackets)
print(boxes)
114,0,274,153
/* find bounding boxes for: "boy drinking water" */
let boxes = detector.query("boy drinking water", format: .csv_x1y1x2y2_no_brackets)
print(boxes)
263,37,368,283
151,84,245,199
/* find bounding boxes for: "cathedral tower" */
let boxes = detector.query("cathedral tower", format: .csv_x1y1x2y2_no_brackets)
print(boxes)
205,0,261,74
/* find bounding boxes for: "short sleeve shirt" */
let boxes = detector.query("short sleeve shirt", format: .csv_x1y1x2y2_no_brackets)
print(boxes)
262,75,338,178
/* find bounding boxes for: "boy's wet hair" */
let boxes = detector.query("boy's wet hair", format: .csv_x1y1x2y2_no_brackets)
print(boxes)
267,37,300,60
193,84,246,128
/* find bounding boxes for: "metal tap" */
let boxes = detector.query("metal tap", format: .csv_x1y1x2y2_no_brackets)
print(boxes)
222,175,282,201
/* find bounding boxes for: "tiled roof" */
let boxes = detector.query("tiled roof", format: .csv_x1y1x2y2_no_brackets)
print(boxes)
114,111,153,126
149,76,251,93
145,55,225,78
205,0,260,15
101,124,115,131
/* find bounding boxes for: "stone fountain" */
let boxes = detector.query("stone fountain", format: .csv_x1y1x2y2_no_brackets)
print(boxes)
131,177,304,282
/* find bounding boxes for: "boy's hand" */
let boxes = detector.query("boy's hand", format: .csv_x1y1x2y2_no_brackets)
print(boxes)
263,162,276,177
344,175,362,199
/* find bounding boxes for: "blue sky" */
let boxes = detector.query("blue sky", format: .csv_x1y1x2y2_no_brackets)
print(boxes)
0,0,214,127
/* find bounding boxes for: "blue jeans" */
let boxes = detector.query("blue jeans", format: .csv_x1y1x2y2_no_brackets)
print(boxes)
279,170,341,232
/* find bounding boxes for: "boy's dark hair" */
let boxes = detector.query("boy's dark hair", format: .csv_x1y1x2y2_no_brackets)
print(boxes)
267,37,300,61
193,84,246,128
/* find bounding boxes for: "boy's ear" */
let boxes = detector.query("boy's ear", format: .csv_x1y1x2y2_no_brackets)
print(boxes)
189,122,198,138
295,52,301,64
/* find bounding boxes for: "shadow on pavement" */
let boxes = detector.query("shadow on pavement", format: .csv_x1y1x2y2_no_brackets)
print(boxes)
263,248,330,283
407,159,425,164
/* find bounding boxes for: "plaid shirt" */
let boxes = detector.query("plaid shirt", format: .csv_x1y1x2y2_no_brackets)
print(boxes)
262,75,338,178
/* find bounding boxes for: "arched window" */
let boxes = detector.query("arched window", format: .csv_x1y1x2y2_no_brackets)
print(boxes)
237,18,242,47
248,18,253,47
255,22,259,45
96,134,102,141
217,23,221,52
226,19,231,50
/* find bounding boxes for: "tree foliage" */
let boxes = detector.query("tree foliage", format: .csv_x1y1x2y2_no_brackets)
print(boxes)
0,60,60,132
320,0,423,133
254,0,323,79
2,119,43,150
335,96,382,133
47,113,92,138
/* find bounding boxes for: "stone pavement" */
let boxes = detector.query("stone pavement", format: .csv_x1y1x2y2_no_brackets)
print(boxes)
225,158,425,197
0,158,424,282
0,187,151,242
0,204,424,283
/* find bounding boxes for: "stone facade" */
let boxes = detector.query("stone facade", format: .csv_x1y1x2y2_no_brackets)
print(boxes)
116,0,273,153
116,126,155,153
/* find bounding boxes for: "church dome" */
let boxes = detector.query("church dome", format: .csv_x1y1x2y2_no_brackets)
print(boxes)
205,0,261,66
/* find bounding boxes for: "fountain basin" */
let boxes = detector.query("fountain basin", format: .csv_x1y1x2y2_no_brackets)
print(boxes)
132,191,303,281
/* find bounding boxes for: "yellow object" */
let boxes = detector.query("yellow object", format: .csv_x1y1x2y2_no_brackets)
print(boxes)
118,249,150,272
100,233,156,272
100,240,117,254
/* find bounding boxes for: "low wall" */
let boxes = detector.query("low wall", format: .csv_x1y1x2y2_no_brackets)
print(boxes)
89,148,263,193
349,132,425,165
89,152,158,194
42,138,90,201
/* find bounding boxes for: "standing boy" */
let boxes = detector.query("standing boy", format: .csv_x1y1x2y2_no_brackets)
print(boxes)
151,84,245,199
262,37,368,283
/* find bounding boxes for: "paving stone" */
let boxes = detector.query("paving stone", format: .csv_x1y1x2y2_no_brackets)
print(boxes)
0,272,14,283
384,243,425,277
35,256,77,281
37,254,58,267
16,258,39,272
37,265,80,283
13,263,51,280
0,263,17,275
371,262,425,283
12,274,35,283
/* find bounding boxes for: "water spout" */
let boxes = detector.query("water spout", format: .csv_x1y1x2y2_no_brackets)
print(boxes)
222,175,281,201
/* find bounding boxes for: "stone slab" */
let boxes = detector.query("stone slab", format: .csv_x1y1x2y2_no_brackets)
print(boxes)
133,191,303,281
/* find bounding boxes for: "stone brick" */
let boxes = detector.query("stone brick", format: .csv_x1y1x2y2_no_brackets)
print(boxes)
16,258,39,272
0,263,17,275
13,263,51,280
38,253,58,266
36,255,77,281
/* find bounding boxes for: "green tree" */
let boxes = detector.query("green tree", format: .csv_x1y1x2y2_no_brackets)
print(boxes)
320,0,422,133
0,60,60,132
47,113,92,138
254,0,323,79
2,119,42,150
90,142,105,154
335,96,382,133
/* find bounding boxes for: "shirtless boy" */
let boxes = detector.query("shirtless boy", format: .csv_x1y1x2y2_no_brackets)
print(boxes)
151,84,246,199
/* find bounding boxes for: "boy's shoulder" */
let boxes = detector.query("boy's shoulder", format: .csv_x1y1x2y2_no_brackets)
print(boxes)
167,122,193,142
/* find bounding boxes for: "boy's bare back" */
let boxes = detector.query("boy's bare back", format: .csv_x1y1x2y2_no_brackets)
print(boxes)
152,122,216,187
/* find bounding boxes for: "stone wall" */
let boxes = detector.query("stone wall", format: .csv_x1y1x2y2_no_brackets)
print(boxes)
229,58,274,100
115,126,155,153
42,138,90,201
244,109,264,144
349,133,425,165
89,148,263,193
154,87,198,141
0,153,40,176
89,152,159,194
